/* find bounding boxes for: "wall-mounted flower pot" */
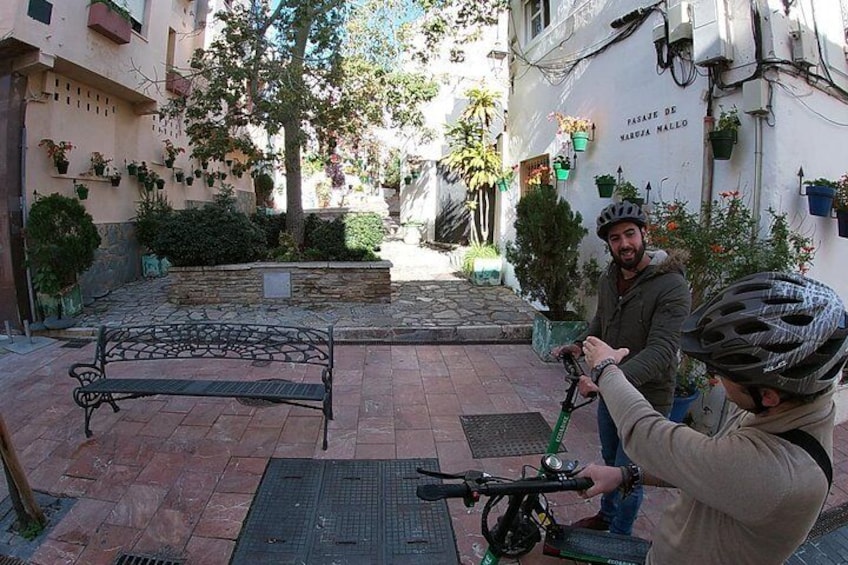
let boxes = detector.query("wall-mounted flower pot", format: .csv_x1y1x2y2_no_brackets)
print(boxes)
185,175,194,186
110,176,121,187
571,132,590,152
93,164,106,176
164,158,175,168
805,184,836,217
497,179,510,192
194,169,202,178
596,180,615,198
75,185,89,200
127,163,138,176
175,171,185,182
155,178,166,190
471,257,502,286
56,160,69,174
836,209,848,237
554,168,570,181
136,170,148,183
708,130,736,160
206,176,215,187
87,1,132,45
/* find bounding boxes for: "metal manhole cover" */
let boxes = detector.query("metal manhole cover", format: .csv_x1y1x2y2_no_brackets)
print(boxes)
460,412,558,459
807,501,848,539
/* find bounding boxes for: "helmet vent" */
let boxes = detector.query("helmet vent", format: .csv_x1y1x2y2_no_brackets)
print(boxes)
761,342,802,353
719,303,745,316
735,321,770,335
781,314,814,326
763,296,801,305
732,283,771,294
718,353,761,365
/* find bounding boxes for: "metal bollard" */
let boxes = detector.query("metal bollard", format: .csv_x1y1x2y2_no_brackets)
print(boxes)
4,321,13,343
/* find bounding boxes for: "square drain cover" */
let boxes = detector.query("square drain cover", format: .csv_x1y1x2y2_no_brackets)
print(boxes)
460,412,558,458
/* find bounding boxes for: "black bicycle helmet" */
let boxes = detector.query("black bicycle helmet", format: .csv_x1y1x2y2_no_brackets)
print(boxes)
596,201,648,240
681,272,848,395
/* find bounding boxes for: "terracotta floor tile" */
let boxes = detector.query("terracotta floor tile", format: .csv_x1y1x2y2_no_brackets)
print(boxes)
205,414,251,442
216,457,268,494
185,535,235,565
48,498,116,546
193,492,253,540
393,403,431,430
135,452,189,488
74,523,142,565
272,442,317,458
357,416,394,444
396,429,437,458
354,442,396,459
230,426,282,458
87,463,143,502
360,396,394,418
139,411,186,438
182,402,225,426
279,415,322,445
105,484,168,529
29,538,85,565
426,393,462,416
133,507,194,553
421,375,456,395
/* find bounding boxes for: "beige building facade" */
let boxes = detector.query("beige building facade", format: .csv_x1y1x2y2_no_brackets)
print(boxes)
0,0,254,329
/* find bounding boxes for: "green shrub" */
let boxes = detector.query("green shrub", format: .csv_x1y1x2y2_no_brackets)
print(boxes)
506,185,587,320
254,173,274,206
343,213,384,251
157,186,267,266
461,243,500,277
302,214,378,261
26,193,101,298
251,210,287,248
134,192,173,254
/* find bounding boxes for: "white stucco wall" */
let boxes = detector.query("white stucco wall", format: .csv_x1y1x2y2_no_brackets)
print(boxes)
503,0,848,300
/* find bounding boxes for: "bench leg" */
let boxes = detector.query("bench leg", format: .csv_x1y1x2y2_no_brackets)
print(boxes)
84,406,95,438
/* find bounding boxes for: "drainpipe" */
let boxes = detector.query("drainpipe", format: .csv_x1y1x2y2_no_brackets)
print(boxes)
701,115,716,213
752,113,764,230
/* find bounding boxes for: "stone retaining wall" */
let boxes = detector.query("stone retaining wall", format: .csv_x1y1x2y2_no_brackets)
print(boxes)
167,261,392,305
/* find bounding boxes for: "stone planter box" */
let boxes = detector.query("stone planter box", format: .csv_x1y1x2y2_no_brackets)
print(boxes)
166,70,191,97
87,2,132,45
167,261,392,305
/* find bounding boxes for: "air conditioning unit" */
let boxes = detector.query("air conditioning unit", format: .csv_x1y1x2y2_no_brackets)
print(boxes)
692,0,733,66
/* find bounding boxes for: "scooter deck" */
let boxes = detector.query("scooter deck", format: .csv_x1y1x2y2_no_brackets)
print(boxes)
543,525,650,564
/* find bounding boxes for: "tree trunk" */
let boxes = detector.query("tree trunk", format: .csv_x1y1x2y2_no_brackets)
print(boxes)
0,414,45,531
284,121,305,246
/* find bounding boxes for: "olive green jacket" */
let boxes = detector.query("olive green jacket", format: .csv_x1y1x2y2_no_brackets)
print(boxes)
586,249,690,413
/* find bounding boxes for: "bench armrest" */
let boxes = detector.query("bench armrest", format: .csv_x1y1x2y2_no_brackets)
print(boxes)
69,363,104,387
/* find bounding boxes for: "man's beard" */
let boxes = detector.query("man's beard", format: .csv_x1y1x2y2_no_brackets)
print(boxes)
612,241,646,271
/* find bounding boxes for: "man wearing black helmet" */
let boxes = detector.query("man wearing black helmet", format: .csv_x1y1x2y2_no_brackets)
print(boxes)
576,272,848,564
553,201,691,535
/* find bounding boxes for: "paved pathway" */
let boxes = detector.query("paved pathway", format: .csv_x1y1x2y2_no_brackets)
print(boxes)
67,240,538,343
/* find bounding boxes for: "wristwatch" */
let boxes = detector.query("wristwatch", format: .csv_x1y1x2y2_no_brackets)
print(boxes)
590,358,617,385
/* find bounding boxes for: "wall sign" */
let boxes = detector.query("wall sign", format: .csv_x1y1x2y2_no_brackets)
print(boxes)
620,106,689,141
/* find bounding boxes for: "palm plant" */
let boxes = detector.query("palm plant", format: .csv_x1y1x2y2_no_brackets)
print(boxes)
441,86,504,245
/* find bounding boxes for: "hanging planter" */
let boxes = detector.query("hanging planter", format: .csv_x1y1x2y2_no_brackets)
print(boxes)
552,155,571,181
206,175,215,187
837,209,848,238
155,178,166,190
74,182,89,200
175,171,185,183
496,178,510,192
570,131,590,152
56,160,70,174
594,174,616,198
127,162,138,176
185,175,194,186
194,168,202,178
164,158,175,168
804,180,837,217
110,174,122,187
708,130,736,160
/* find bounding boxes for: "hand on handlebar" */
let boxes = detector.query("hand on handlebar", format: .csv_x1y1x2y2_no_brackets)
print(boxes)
575,464,625,499
582,336,629,368
551,343,583,361
576,375,600,398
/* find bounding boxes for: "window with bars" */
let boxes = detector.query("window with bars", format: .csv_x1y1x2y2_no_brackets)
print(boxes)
519,155,551,197
524,0,550,41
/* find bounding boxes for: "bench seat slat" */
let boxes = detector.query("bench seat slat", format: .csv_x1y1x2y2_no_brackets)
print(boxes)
82,378,325,402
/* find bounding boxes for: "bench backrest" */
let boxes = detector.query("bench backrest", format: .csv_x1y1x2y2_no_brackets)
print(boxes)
96,323,333,368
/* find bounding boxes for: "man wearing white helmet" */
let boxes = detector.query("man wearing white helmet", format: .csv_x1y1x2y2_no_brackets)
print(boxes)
577,272,848,564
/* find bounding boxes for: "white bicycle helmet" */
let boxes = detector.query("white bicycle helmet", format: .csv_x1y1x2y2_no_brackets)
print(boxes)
681,272,848,395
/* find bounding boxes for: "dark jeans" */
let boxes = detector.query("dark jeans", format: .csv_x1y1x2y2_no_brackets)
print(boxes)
597,398,642,535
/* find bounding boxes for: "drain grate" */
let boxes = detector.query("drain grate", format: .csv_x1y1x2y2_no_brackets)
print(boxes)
807,501,848,540
0,557,31,565
230,458,459,564
114,554,184,565
60,339,91,348
460,412,558,459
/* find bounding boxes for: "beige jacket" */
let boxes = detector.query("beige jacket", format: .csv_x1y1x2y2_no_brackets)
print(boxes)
598,366,833,565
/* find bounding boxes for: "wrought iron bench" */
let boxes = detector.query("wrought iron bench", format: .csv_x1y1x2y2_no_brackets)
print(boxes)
68,323,334,449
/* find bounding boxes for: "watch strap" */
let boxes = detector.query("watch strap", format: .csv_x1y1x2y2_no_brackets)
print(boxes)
590,358,617,384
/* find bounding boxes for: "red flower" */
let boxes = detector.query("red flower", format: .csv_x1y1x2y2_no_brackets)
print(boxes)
666,221,678,231
710,244,725,253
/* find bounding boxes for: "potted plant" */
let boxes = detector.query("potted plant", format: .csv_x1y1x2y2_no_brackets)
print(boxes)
109,169,122,187
709,105,740,160
594,173,616,198
461,243,502,286
163,139,184,168
835,174,848,238
526,164,550,189
497,165,517,192
194,168,203,178
175,170,185,183
614,180,642,206
133,191,173,278
38,139,74,174
206,172,216,187
506,184,588,361
803,177,838,217
185,174,194,186
552,155,571,181
25,193,101,325
671,356,714,423
127,161,139,176
549,112,593,152
136,161,149,183
90,152,111,176
74,181,89,200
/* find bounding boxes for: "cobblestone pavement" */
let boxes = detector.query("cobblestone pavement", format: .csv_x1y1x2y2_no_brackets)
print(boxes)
69,240,538,343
